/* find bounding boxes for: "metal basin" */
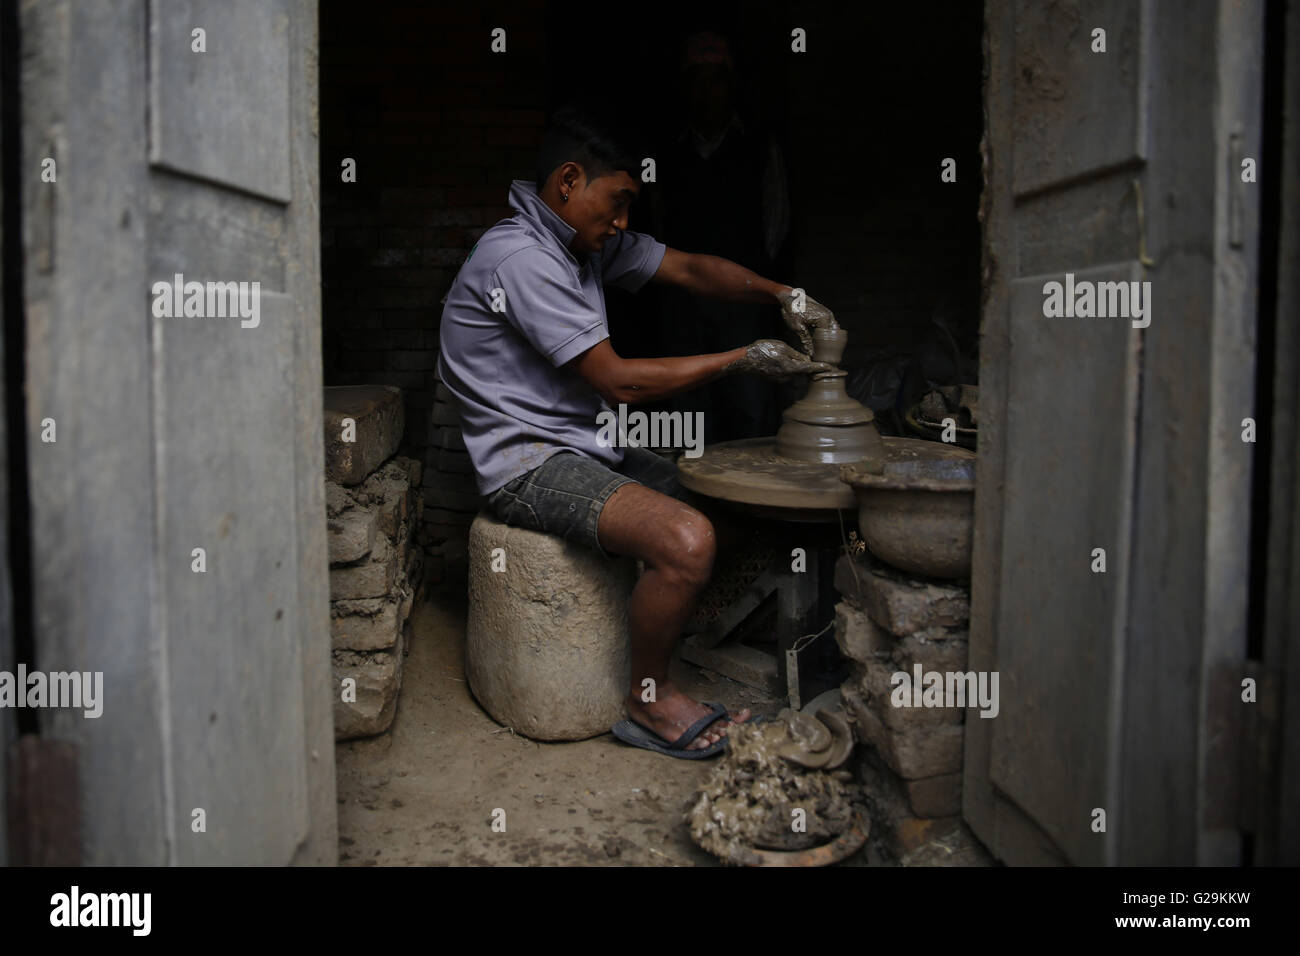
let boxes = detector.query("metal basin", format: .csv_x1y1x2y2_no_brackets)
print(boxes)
839,438,975,579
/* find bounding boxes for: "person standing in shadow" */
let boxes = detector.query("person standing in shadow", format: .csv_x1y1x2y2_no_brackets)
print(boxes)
649,30,793,445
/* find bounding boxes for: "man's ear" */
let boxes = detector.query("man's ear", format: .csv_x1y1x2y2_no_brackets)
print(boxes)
558,161,584,195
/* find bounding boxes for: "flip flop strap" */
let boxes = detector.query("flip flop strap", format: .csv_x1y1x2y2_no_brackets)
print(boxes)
667,701,728,750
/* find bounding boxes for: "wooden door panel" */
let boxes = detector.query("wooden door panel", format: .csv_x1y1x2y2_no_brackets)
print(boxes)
159,292,309,864
148,0,291,202
992,263,1142,865
19,0,329,864
1012,0,1150,197
971,0,1263,865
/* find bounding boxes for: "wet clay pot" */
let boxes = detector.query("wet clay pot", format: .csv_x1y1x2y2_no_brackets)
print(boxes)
776,328,883,464
810,326,847,364
839,438,976,579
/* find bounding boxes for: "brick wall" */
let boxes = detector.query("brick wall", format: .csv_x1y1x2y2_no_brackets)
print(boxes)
320,1,548,554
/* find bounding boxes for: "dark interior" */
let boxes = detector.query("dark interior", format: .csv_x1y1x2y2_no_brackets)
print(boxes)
319,0,984,513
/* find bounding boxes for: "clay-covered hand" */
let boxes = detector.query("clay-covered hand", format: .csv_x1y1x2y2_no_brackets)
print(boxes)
776,288,840,356
725,340,833,380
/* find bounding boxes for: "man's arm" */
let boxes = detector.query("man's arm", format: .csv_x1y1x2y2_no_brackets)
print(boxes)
649,246,838,354
650,246,790,304
566,338,831,406
565,339,746,406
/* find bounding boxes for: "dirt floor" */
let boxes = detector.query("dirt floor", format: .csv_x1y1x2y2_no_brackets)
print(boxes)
334,581,891,866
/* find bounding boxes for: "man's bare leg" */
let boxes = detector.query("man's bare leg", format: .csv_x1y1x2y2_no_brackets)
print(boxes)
597,482,751,750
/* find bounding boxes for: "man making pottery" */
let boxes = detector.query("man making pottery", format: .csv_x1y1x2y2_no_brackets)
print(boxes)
437,106,838,758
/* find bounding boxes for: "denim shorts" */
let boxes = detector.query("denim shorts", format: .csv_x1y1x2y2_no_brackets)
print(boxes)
485,447,704,558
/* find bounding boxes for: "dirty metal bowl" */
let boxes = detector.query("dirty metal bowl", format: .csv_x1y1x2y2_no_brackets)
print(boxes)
839,437,976,579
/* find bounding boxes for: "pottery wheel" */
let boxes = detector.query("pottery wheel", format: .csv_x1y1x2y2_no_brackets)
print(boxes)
677,437,857,522
840,436,976,489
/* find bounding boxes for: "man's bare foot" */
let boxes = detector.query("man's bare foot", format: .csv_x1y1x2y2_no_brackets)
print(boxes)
625,685,752,751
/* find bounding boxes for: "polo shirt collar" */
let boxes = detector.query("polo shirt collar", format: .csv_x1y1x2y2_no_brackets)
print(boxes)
508,179,579,256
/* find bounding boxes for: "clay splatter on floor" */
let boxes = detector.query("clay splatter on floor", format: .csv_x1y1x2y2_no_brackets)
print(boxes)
334,587,878,866
688,719,861,861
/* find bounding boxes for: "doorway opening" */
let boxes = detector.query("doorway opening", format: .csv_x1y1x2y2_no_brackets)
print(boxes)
317,0,985,866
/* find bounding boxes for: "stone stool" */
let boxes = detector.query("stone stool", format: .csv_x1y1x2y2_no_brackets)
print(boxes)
466,511,636,740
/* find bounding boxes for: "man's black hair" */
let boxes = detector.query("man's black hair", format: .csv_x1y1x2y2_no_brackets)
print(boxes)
535,105,640,190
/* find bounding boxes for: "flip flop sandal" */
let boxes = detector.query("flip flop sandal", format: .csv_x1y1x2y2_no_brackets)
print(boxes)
610,701,736,760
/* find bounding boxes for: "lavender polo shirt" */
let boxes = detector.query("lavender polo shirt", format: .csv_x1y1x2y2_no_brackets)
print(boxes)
437,179,667,495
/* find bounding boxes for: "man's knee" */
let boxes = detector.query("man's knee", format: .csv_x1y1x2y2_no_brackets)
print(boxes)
659,509,716,585
598,483,715,578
